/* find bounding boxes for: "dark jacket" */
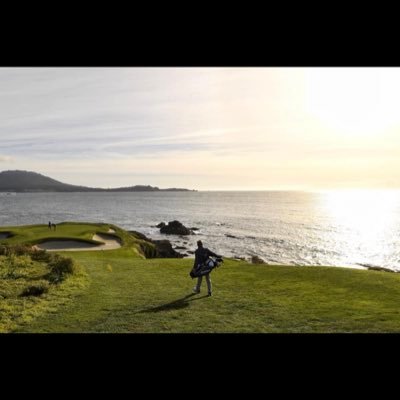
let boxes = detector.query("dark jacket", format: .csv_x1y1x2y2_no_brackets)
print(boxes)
193,247,219,268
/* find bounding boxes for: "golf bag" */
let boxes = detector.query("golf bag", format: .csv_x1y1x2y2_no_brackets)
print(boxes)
190,256,223,278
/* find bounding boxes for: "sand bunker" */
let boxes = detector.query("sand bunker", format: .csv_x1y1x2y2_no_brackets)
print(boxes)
36,232,122,252
92,233,121,250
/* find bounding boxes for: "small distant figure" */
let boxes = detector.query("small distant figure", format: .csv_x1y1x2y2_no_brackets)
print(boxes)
191,240,221,297
48,221,52,229
52,223,57,231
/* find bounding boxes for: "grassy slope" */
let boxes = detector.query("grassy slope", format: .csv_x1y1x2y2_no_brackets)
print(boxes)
0,222,148,333
0,252,88,333
3,223,400,332
19,250,400,333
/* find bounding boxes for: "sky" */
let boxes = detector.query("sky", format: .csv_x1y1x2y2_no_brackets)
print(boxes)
0,67,400,191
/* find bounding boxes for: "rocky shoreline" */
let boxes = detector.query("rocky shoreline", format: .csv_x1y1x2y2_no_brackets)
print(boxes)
131,220,269,263
129,230,187,258
130,220,400,272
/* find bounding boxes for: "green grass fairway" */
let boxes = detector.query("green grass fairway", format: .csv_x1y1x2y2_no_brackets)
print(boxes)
2,222,400,333
1,222,141,249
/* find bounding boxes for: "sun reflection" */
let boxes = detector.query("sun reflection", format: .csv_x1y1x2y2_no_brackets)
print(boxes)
319,189,400,268
323,190,397,235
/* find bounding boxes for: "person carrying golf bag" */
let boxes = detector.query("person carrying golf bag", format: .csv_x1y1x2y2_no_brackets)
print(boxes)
190,240,222,297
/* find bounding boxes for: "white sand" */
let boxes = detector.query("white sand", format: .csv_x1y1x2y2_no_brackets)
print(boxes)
36,232,122,252
92,233,121,250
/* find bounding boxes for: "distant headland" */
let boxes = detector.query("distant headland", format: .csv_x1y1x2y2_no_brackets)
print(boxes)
0,170,196,192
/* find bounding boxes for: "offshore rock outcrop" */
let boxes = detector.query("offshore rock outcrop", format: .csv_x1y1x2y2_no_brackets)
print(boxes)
159,220,193,235
357,263,396,273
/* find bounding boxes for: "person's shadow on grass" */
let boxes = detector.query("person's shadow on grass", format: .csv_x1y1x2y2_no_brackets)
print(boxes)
139,293,209,313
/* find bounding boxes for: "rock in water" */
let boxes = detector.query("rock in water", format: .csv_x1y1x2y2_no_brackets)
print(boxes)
357,263,396,272
367,266,395,273
160,220,193,235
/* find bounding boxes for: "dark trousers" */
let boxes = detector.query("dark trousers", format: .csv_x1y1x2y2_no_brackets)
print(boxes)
195,274,212,293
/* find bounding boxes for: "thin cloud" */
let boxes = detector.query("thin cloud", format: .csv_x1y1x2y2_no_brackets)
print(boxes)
1,67,400,189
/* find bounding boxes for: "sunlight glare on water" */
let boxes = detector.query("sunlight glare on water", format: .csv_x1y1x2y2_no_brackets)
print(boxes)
2,191,400,270
318,190,400,270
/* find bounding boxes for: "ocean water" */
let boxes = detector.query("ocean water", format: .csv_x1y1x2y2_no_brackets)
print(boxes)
1,190,400,270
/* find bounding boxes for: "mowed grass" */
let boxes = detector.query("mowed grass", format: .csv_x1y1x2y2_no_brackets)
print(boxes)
0,222,140,248
3,222,400,332
0,222,148,333
0,222,109,244
0,222,152,257
18,249,400,333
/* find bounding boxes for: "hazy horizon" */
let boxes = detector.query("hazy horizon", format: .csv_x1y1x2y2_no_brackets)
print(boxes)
4,169,400,193
1,67,399,191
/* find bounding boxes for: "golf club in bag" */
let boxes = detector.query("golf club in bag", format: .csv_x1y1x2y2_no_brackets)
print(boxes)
190,256,223,278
